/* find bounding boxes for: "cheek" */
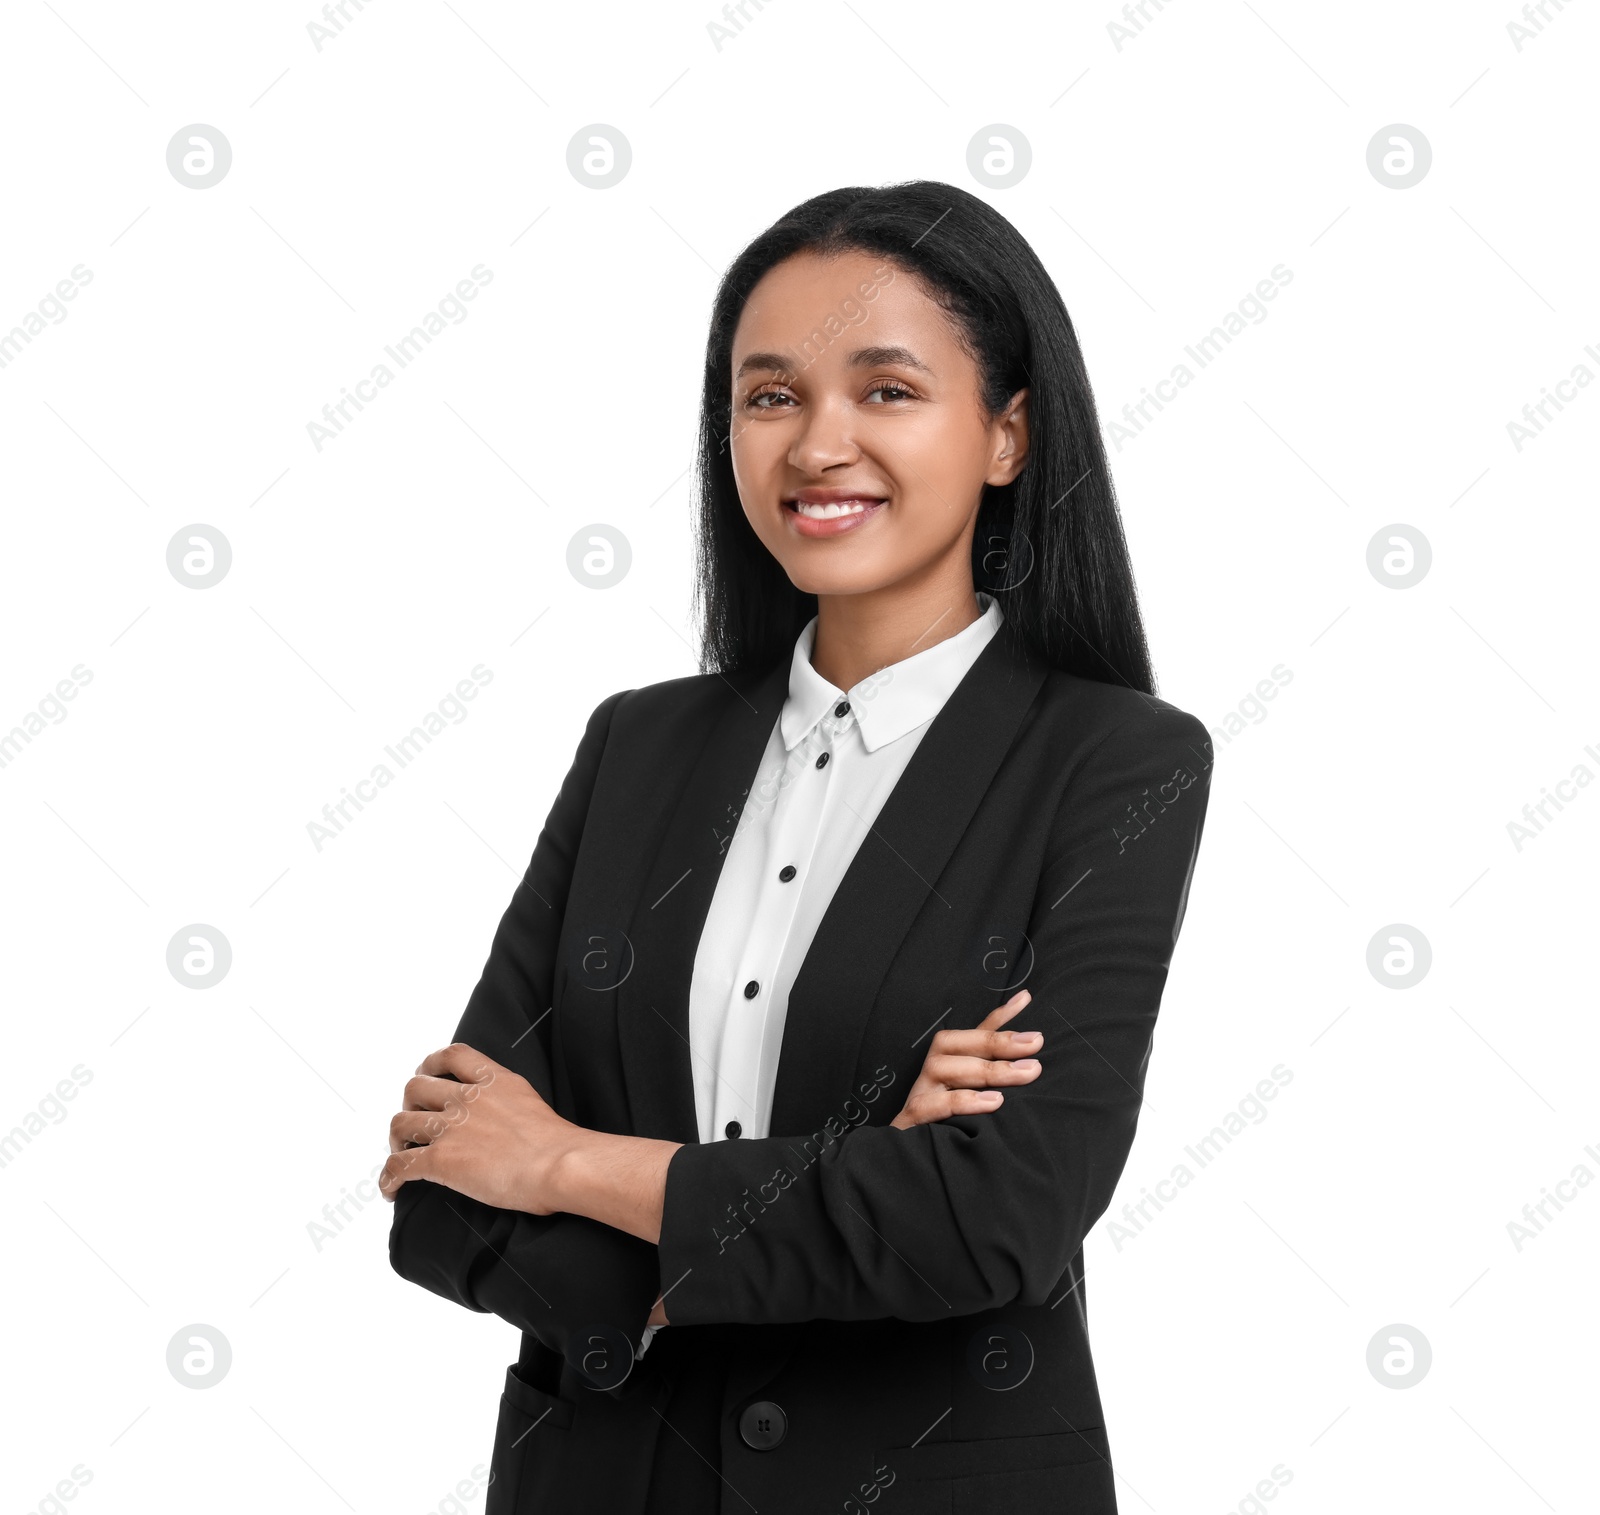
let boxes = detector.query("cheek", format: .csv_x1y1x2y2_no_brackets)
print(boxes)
893,422,983,511
731,427,779,512
896,465,981,543
728,446,763,530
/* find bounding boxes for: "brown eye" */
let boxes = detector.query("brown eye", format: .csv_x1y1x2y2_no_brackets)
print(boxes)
747,387,794,409
865,383,915,404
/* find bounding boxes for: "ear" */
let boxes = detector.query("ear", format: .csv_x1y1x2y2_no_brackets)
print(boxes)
986,389,1030,487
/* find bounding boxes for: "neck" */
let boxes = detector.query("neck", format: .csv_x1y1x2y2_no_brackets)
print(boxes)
809,571,984,693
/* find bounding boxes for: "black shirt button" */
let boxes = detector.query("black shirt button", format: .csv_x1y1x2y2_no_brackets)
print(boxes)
835,701,850,717
725,1120,742,1139
743,980,759,999
815,751,830,769
739,1400,787,1450
778,865,796,882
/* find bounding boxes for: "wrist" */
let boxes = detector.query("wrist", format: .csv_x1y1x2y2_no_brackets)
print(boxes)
547,1125,599,1217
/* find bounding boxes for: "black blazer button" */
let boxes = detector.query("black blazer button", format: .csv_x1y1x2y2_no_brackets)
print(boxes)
738,1400,787,1450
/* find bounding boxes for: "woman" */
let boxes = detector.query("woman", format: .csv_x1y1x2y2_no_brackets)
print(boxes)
383,180,1213,1515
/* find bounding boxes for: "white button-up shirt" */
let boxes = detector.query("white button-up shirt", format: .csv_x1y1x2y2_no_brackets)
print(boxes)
688,590,1004,1146
638,592,1003,1356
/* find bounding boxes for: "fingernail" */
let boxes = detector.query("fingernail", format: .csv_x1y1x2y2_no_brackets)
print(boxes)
1015,1059,1040,1072
979,1091,1002,1102
1017,1032,1042,1046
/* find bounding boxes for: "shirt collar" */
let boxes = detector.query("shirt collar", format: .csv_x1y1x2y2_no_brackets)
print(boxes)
780,593,1005,755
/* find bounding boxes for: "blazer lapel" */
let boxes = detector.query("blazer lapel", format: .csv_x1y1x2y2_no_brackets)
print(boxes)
768,623,1049,1136
705,625,1048,1415
616,656,789,1144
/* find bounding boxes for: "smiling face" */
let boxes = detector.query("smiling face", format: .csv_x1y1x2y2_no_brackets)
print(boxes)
728,250,1028,601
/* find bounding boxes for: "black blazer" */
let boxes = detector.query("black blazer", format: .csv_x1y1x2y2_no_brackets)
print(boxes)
389,619,1213,1515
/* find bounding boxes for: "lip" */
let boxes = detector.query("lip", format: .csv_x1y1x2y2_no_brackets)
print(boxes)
782,488,888,539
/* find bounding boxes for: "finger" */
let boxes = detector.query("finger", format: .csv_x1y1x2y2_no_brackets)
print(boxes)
390,1108,459,1152
920,1054,1042,1090
929,1026,1044,1061
403,1072,481,1113
975,989,1032,1032
416,1043,499,1082
892,1087,1006,1129
378,1145,433,1199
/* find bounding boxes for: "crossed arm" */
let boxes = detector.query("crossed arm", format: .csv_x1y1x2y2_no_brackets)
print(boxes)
383,691,665,1363
383,1045,680,1241
384,992,1044,1328
385,691,1211,1354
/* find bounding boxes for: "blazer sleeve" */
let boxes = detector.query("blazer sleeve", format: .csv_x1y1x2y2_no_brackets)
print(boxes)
388,688,663,1367
655,703,1213,1326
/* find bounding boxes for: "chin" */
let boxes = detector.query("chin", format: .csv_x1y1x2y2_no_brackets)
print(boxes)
779,558,899,598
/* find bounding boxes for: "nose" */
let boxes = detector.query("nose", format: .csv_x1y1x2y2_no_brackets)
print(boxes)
787,392,861,476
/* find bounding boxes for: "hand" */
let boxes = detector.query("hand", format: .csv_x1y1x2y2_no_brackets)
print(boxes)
890,990,1043,1130
642,995,1043,1324
379,1042,577,1214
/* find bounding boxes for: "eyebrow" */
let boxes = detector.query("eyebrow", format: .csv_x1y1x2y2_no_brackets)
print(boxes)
734,344,933,380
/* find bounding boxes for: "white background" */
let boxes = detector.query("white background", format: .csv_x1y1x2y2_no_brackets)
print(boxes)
1,1,1596,1511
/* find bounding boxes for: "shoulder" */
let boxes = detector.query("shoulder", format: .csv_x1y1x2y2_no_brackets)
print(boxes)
1024,671,1215,864
1030,667,1211,777
580,665,764,748
981,621,1207,761
1032,665,1207,743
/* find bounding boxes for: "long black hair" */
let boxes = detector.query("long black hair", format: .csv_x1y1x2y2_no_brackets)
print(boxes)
692,179,1157,695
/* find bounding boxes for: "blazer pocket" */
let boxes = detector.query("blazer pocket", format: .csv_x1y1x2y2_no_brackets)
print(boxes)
485,1362,576,1515
874,1423,1111,1481
873,1428,1117,1515
502,1361,577,1429
951,1456,1116,1515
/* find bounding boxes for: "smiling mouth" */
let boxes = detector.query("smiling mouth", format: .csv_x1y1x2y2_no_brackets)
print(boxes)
782,495,887,538
789,498,877,519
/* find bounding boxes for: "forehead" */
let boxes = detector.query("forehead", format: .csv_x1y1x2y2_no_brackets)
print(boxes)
731,250,961,368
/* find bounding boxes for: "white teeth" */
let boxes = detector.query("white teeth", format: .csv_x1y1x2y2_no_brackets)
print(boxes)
795,500,873,519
